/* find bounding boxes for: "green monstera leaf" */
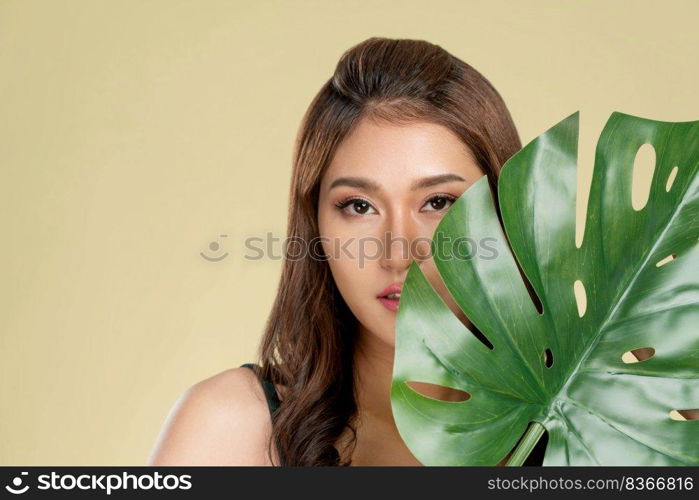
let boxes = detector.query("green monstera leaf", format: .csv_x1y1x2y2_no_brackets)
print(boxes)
391,111,699,466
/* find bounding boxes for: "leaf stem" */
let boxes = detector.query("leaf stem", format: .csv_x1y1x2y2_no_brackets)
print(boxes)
505,421,546,466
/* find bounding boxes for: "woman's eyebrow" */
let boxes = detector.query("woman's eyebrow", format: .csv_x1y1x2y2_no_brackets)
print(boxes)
411,173,468,189
329,173,468,192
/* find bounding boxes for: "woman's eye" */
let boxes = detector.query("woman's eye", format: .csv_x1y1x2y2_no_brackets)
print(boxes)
422,195,457,212
335,198,377,216
334,195,456,217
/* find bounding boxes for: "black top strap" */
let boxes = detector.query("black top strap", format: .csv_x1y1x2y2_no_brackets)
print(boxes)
240,363,281,415
239,362,286,466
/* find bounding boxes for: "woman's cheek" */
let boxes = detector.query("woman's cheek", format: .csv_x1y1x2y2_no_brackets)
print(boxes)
329,260,366,319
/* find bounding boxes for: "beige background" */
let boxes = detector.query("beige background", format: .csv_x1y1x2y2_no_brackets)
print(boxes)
0,0,697,465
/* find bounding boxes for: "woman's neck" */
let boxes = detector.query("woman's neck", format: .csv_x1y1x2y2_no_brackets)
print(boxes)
352,324,396,424
342,323,421,465
349,323,510,466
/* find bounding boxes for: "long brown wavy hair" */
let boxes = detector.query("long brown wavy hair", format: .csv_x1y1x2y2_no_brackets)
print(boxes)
251,37,523,466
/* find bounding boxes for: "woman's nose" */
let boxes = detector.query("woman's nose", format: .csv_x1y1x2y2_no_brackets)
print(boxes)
378,212,429,272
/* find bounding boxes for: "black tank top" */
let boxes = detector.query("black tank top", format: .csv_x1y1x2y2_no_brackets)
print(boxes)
240,362,281,415
240,362,284,465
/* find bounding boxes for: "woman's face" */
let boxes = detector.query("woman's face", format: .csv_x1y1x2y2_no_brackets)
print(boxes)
317,117,486,350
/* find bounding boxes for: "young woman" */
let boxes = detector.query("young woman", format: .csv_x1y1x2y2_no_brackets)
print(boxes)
148,37,547,466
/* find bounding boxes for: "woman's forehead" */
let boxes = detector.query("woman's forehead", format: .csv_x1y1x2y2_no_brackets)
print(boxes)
322,119,479,188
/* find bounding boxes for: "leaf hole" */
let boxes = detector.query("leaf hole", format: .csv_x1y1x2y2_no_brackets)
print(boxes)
573,279,587,317
519,264,543,315
428,269,494,350
669,409,699,421
466,319,494,350
499,231,543,314
655,253,676,267
621,347,655,363
631,143,656,211
453,313,495,351
665,165,679,192
404,381,471,402
542,348,554,368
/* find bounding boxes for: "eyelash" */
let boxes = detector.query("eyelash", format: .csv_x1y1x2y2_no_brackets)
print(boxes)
334,194,458,217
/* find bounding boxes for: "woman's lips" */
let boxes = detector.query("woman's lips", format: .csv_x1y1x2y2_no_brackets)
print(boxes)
378,296,400,312
377,283,402,312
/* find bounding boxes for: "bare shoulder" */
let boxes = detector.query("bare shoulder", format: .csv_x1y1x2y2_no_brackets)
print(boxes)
147,366,276,466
